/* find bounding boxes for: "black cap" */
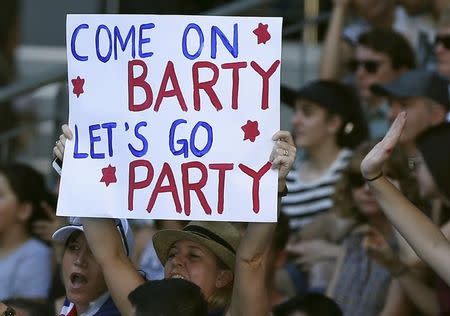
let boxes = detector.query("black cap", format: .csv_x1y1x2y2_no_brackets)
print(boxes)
371,69,450,111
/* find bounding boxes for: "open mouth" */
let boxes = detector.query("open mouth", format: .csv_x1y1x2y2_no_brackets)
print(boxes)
70,272,88,288
171,273,187,280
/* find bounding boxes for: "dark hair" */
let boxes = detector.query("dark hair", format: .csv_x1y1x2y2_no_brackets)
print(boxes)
0,163,56,236
357,28,416,70
129,279,208,316
416,123,450,200
3,298,53,316
334,140,421,219
272,212,290,252
273,293,343,316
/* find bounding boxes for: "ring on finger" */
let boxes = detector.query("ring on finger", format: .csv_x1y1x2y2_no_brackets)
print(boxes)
283,149,288,156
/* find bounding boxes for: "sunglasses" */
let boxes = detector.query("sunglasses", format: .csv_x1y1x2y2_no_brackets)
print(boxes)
347,59,381,74
435,35,450,50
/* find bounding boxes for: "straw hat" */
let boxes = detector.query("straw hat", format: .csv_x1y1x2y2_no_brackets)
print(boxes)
153,221,241,270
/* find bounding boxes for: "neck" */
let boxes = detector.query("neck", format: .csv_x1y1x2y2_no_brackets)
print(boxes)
306,140,342,172
401,142,418,157
75,303,89,315
0,225,29,256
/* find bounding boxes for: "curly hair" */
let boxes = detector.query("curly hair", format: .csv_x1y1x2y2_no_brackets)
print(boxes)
333,141,420,220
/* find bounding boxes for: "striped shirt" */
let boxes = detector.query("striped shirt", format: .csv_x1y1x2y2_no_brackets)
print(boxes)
281,149,352,230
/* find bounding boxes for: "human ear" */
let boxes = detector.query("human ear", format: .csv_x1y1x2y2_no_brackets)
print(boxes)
215,269,233,288
17,202,32,222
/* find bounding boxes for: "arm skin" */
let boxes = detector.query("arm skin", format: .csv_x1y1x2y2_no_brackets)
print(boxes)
379,280,413,316
227,131,296,316
319,0,353,80
361,112,450,286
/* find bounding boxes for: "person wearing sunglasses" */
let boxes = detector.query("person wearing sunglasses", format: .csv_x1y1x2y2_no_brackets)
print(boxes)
370,69,449,159
326,140,418,316
435,8,450,78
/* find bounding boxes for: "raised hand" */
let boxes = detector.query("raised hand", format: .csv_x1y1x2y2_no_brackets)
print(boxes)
32,201,65,243
53,124,73,161
270,131,296,190
361,112,406,180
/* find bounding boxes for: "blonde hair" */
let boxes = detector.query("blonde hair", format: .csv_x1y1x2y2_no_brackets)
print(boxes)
207,258,233,311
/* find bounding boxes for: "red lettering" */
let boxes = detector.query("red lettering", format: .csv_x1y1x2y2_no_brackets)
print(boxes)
238,162,272,213
192,61,222,111
128,60,153,112
147,162,182,213
221,62,247,109
154,61,188,112
128,159,154,211
181,161,212,216
250,60,281,110
209,163,234,214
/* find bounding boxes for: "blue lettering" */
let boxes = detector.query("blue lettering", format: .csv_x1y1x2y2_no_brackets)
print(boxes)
101,122,117,157
89,124,105,159
190,121,213,157
128,121,148,157
73,124,88,158
182,23,204,60
139,23,155,58
95,25,112,63
211,24,238,59
169,119,188,157
114,26,136,60
71,24,89,61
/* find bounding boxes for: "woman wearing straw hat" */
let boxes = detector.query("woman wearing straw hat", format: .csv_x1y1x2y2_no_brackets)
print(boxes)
54,127,296,316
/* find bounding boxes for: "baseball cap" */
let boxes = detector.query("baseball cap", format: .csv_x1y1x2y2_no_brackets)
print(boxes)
371,69,450,111
52,218,134,257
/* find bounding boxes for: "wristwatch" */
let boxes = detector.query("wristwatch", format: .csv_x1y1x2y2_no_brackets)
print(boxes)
3,306,16,316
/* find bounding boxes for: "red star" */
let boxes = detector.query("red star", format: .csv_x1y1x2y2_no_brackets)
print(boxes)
253,23,271,44
241,120,260,142
100,164,117,187
71,76,85,98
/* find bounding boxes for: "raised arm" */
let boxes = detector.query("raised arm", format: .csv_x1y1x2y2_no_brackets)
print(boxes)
81,218,144,316
361,112,450,286
53,126,144,316
228,131,296,316
319,0,353,80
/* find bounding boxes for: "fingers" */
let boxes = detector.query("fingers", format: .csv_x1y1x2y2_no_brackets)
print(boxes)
62,124,73,140
53,146,63,161
272,130,295,146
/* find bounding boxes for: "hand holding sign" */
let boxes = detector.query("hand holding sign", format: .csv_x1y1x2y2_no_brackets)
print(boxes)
58,14,283,222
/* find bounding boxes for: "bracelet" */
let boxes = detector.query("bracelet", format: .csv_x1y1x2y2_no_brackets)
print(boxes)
364,171,383,182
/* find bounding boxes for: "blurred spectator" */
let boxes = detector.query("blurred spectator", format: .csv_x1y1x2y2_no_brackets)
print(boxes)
128,278,208,316
326,141,418,316
0,163,54,301
281,80,368,230
434,8,450,78
273,292,343,316
371,69,449,158
138,220,185,280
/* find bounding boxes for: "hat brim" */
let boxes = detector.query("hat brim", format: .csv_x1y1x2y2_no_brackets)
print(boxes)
153,229,236,271
370,83,417,99
52,225,84,244
280,85,298,107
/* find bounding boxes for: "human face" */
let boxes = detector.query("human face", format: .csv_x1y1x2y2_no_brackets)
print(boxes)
350,172,382,217
164,239,231,300
414,153,440,198
62,232,108,312
291,99,338,149
354,46,400,100
388,97,435,145
435,27,450,78
0,173,21,235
